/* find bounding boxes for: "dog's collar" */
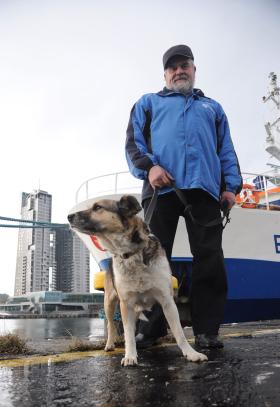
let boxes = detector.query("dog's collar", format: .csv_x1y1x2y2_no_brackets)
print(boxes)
120,251,138,260
117,235,158,261
116,248,142,260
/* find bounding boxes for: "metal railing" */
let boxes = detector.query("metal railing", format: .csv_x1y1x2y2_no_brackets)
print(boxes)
239,172,280,210
75,170,280,210
75,171,142,204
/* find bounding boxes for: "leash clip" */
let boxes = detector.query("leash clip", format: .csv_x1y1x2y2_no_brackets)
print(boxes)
183,204,193,217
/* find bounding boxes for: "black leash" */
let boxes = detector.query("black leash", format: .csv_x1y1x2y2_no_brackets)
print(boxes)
144,187,159,226
144,184,231,229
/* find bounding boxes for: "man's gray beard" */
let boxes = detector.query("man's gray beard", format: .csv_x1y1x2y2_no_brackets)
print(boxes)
171,79,193,95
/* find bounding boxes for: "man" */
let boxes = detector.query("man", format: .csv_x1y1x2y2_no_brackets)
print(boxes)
125,44,242,349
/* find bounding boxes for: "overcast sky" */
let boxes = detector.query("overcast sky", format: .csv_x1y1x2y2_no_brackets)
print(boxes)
0,0,279,295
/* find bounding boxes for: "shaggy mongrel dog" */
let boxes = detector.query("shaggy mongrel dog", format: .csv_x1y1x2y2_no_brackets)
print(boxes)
68,195,207,366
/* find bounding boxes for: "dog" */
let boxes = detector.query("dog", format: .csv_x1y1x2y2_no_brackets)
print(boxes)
68,195,207,366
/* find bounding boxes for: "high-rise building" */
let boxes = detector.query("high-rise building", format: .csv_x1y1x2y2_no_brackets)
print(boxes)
14,190,55,295
55,229,90,293
14,189,90,296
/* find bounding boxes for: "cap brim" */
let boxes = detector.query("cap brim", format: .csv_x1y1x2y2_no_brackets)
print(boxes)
164,53,193,68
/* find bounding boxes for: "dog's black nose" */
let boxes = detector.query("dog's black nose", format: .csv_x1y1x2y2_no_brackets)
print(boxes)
68,213,75,223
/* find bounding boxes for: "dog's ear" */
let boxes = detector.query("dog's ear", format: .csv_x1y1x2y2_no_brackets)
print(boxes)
118,195,142,218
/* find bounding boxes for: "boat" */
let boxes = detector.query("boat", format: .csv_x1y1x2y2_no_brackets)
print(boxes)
69,73,280,324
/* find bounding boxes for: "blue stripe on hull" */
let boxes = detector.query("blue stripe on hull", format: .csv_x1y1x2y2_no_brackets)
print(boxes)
224,299,280,323
172,257,280,300
171,257,280,322
225,258,280,300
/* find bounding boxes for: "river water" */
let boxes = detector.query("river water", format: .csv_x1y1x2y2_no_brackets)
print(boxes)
0,317,105,340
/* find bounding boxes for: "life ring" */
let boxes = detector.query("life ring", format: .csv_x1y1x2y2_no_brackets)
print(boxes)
235,184,260,208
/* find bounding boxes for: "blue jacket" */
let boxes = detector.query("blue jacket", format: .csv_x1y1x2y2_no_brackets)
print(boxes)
125,87,242,202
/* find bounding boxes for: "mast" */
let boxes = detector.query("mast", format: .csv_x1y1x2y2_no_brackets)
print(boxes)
263,72,280,163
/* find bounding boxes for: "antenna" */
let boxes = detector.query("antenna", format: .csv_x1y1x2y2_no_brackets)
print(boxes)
263,72,280,163
262,72,280,108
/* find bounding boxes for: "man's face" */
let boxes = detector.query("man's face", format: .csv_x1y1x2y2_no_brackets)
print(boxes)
164,56,196,94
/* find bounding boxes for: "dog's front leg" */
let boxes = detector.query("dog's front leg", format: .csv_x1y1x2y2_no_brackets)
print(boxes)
119,300,138,366
104,289,119,352
157,295,208,363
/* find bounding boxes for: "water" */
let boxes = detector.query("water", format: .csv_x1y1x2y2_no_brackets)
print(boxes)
0,317,104,340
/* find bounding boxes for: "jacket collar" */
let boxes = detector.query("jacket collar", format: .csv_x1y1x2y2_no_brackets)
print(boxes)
157,87,205,99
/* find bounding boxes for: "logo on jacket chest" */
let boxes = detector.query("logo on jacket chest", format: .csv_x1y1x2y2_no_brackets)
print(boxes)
201,103,215,115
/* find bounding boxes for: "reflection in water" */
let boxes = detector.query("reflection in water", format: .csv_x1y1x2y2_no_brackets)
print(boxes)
0,368,13,406
0,318,104,340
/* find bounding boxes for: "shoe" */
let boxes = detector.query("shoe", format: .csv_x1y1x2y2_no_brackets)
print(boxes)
135,333,159,349
195,334,224,349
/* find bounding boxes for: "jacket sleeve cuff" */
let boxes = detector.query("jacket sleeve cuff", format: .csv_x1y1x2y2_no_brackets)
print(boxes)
224,187,239,195
146,162,155,172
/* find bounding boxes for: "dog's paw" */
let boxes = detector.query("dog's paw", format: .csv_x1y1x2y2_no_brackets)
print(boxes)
185,350,208,363
104,343,115,352
121,356,138,366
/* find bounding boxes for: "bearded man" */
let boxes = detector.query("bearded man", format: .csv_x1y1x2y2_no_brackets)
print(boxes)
125,44,242,349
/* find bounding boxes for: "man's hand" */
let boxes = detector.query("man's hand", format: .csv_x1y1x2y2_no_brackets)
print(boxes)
148,165,174,189
220,191,236,211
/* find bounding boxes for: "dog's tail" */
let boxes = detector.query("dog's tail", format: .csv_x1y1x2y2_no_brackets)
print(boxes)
139,312,149,322
134,305,150,322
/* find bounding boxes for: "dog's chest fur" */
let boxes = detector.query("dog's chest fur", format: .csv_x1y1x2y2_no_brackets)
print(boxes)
114,255,164,311
112,234,164,289
113,253,155,292
112,244,172,312
98,223,173,310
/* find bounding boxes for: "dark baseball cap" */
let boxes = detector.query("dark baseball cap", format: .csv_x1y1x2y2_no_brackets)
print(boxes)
163,44,194,69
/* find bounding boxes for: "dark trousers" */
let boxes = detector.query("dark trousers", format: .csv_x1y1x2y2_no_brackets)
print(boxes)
138,189,228,337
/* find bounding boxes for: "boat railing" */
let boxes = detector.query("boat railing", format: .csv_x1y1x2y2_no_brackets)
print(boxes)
75,171,142,204
240,171,280,210
75,170,280,210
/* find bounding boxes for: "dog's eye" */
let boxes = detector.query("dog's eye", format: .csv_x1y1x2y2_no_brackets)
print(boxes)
93,204,102,211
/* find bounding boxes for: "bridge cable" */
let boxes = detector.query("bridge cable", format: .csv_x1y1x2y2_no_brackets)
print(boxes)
0,216,69,229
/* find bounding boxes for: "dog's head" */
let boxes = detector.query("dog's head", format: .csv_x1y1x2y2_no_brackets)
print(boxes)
68,195,142,235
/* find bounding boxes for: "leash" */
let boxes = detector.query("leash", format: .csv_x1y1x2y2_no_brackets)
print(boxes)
144,187,159,225
173,185,231,229
144,183,231,229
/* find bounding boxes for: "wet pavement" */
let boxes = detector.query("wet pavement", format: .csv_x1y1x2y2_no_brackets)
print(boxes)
0,322,280,407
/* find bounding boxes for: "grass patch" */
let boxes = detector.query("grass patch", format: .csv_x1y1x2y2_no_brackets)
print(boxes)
0,333,29,355
68,338,105,352
68,336,124,353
